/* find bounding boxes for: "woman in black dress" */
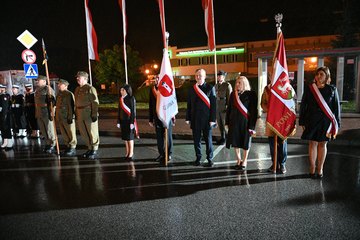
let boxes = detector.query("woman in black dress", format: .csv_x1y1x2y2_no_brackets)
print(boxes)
225,76,258,170
117,85,136,160
299,66,340,178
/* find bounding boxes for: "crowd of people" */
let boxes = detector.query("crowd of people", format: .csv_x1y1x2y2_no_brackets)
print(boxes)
0,66,341,177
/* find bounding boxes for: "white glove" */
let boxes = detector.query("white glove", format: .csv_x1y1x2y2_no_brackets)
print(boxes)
185,121,190,125
130,123,135,129
210,122,216,127
224,125,229,132
116,123,121,129
149,122,154,127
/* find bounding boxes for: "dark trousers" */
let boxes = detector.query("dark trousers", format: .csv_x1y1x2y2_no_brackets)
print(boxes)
216,110,226,140
192,126,213,161
155,122,173,157
268,137,288,167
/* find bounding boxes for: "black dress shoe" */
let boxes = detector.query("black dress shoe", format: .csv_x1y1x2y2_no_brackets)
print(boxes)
204,160,214,167
87,150,98,159
46,146,56,154
82,150,91,158
63,148,76,157
194,160,201,166
216,139,226,145
155,155,163,162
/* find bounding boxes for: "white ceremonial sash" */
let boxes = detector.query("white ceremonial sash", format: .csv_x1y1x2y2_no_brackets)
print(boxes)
234,92,248,120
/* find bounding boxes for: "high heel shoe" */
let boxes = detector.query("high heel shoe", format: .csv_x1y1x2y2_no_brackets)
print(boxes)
309,173,316,179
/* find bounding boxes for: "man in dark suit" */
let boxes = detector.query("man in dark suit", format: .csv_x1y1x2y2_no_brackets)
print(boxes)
186,68,216,167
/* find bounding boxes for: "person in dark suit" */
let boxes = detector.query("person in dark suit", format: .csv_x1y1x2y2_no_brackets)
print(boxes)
225,76,258,170
117,84,136,160
0,84,14,149
186,68,216,167
299,66,340,179
149,77,174,164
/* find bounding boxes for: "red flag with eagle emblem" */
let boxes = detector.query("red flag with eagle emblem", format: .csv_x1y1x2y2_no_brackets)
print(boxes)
266,30,296,140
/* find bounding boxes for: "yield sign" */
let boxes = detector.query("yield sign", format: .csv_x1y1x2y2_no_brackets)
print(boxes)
21,49,36,64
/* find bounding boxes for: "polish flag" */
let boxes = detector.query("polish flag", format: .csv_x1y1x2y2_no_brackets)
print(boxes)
202,0,215,51
84,0,99,61
156,50,178,128
266,30,296,140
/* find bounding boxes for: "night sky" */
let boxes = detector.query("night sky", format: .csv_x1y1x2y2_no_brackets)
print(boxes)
0,0,351,81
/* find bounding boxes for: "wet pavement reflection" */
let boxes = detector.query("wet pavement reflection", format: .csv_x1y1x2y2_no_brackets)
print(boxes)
1,136,360,239
1,137,359,215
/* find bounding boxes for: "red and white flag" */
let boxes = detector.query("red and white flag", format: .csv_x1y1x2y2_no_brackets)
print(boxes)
84,0,99,61
202,0,215,51
266,30,296,140
156,50,178,128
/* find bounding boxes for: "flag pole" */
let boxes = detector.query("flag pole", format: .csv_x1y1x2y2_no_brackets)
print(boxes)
271,14,283,174
42,39,60,157
88,59,93,86
211,0,217,84
119,0,128,84
164,31,170,166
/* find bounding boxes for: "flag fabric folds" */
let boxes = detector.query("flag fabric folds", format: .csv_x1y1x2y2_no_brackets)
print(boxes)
84,0,99,61
202,0,215,51
156,50,178,128
157,0,167,48
266,30,296,140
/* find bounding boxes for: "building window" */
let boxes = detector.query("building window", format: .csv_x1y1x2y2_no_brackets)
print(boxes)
181,58,188,66
226,55,234,63
202,56,209,65
235,54,244,62
217,55,225,64
189,57,200,66
170,59,179,67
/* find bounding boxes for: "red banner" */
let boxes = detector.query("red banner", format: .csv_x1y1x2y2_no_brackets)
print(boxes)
266,31,296,140
202,0,215,51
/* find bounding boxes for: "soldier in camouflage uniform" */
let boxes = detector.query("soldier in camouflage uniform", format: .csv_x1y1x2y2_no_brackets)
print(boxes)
215,70,232,145
56,79,77,156
74,71,99,159
34,75,56,153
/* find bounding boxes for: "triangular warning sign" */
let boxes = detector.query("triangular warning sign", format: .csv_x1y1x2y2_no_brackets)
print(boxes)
26,65,36,76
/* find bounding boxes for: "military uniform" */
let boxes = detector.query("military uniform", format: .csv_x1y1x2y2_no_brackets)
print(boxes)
215,72,232,144
11,85,27,137
34,78,56,153
24,84,40,138
56,79,77,156
0,85,14,149
74,73,99,158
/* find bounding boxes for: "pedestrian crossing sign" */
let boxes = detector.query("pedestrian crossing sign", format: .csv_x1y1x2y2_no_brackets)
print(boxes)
24,64,38,79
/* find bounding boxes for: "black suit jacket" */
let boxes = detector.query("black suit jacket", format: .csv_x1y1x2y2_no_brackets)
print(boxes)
186,82,216,129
